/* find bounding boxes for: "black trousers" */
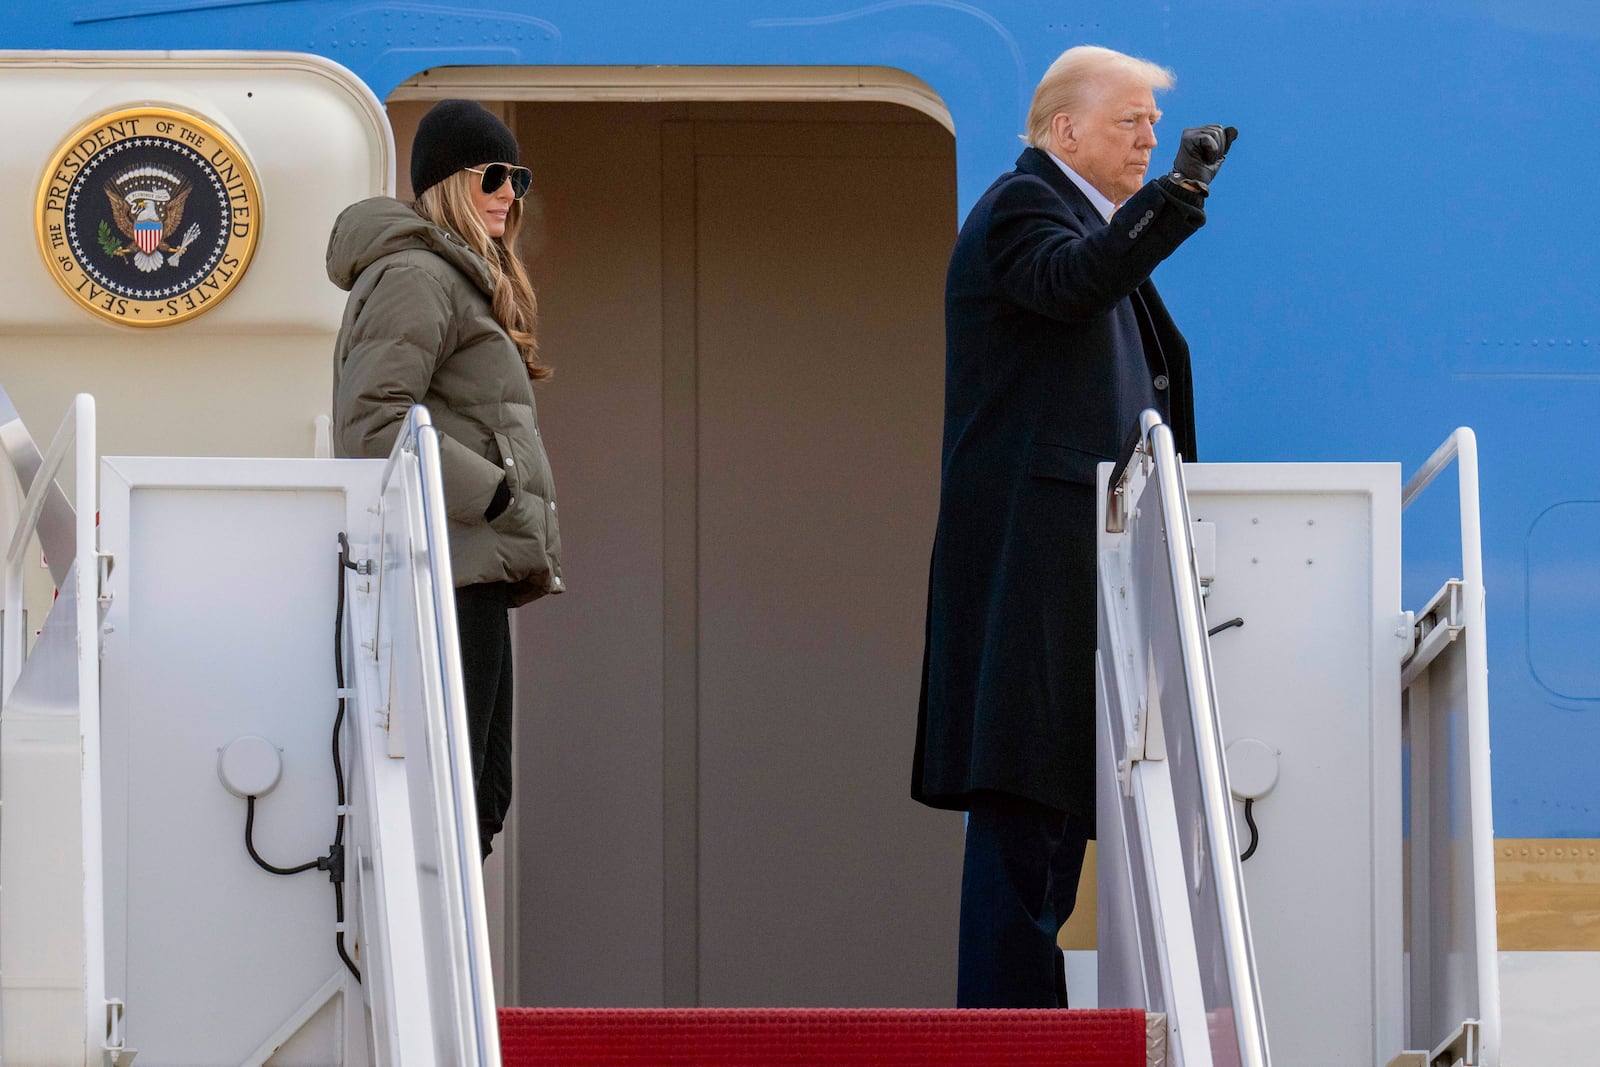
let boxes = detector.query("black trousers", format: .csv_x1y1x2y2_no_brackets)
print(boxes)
957,791,1090,1008
455,581,515,859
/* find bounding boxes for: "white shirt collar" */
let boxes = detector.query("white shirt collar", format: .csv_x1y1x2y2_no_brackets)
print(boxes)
1042,150,1117,222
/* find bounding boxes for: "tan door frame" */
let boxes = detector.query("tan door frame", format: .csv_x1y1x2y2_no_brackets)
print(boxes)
388,64,953,134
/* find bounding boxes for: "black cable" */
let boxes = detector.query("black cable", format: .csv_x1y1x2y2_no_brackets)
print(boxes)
333,533,361,982
236,535,363,983
244,795,322,875
1205,615,1259,862
1239,797,1259,862
334,862,360,980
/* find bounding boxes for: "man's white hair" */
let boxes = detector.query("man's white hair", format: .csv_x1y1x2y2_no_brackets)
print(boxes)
1024,45,1175,149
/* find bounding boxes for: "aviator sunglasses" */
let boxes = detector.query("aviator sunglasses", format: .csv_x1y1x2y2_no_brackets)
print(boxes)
464,162,533,200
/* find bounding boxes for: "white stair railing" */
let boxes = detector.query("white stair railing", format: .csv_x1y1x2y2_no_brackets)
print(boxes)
354,404,500,1067
1398,429,1500,1066
1097,409,1272,1067
0,390,112,1066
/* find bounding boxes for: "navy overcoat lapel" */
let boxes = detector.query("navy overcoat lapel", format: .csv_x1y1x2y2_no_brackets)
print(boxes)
1014,147,1106,232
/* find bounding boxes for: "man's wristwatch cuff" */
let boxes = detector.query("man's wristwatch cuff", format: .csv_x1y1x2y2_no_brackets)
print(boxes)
1166,171,1210,195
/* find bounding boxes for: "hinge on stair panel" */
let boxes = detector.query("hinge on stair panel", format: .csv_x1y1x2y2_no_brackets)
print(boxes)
1190,520,1216,597
1401,579,1465,687
1145,1012,1167,1067
96,551,115,607
385,705,405,758
1384,1019,1481,1067
104,998,138,1066
1129,655,1167,767
1431,1020,1480,1066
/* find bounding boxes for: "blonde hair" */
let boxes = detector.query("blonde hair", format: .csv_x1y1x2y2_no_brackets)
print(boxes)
414,170,550,381
1024,46,1175,149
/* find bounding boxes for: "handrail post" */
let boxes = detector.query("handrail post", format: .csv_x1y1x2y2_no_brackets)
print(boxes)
74,394,107,1064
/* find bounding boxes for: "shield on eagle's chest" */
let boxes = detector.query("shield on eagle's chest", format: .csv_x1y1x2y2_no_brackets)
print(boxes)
135,217,162,255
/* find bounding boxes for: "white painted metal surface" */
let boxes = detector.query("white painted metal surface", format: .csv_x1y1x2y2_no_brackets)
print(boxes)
98,456,382,1065
1497,952,1596,1065
1183,461,1405,1067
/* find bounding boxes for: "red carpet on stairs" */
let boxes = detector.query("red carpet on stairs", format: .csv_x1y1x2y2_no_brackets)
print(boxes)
498,1007,1149,1066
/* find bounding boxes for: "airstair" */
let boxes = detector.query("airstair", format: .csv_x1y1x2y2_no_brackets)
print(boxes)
0,390,1497,1066
1095,412,1498,1067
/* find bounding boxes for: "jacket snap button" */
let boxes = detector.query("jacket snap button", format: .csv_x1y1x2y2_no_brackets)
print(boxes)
505,457,515,467
1154,374,1170,390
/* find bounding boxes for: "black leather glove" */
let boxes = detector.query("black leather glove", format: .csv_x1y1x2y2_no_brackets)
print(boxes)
1169,125,1238,191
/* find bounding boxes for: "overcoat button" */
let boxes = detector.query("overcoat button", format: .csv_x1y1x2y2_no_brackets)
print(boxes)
1154,375,1169,390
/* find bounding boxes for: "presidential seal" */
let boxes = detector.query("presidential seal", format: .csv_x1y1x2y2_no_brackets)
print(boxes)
35,106,261,327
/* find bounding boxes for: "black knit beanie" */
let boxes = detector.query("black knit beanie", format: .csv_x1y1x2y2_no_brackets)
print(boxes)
410,99,520,198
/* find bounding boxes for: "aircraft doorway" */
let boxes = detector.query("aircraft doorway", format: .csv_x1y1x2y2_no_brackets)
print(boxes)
387,79,962,1008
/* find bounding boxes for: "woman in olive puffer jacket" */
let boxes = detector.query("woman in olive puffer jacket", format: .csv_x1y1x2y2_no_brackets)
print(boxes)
327,99,562,860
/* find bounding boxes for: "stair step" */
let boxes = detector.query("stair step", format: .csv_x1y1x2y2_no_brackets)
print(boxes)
498,1007,1150,1066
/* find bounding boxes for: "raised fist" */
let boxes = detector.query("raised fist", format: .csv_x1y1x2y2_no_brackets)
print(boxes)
1170,125,1238,189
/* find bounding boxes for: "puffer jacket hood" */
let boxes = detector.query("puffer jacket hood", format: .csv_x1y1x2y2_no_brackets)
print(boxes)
326,196,493,296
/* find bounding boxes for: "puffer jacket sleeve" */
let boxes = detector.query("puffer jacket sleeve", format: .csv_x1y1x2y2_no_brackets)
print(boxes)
333,261,505,522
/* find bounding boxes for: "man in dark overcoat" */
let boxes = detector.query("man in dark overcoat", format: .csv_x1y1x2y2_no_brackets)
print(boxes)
912,44,1236,1007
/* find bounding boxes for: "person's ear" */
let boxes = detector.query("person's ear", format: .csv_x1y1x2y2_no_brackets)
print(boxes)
1051,112,1076,154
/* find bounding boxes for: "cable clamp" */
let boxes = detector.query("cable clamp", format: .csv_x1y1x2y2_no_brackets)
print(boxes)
335,804,349,817
336,687,355,698
333,921,347,933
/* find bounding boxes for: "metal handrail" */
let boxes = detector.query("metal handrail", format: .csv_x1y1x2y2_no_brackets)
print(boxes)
1143,414,1272,1067
4,394,92,703
1,386,76,590
6,400,80,570
376,404,500,1067
1399,427,1500,1063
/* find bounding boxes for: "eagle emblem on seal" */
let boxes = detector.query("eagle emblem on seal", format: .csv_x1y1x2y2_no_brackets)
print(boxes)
103,165,203,273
